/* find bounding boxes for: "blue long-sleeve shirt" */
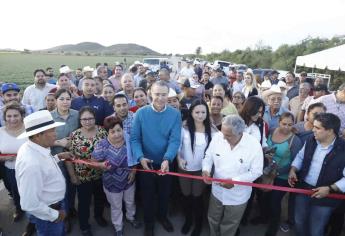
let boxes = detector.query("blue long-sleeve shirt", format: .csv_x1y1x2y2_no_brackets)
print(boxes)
71,95,114,125
130,105,182,164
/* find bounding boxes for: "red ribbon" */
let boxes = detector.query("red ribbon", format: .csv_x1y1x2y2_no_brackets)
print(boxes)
130,168,345,200
0,154,16,157
65,157,345,200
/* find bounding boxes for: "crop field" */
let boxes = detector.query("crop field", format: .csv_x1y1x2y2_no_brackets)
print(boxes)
0,53,141,89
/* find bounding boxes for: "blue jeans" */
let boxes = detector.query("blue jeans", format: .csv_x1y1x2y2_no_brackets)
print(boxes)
294,193,334,236
30,201,65,236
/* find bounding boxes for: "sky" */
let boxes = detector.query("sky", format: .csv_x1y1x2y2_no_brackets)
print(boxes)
0,0,344,54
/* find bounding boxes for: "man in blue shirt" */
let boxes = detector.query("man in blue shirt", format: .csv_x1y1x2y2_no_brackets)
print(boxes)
131,81,181,236
262,85,289,134
71,77,113,125
288,113,345,236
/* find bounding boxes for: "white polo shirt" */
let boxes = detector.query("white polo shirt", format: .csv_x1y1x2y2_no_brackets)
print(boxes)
202,132,263,205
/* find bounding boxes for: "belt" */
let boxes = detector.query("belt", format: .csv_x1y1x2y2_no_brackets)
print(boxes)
49,201,62,210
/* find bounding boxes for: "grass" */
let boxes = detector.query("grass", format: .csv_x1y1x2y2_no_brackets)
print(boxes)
0,53,142,89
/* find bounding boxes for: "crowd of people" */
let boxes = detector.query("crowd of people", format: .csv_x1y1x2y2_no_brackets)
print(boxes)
0,60,344,236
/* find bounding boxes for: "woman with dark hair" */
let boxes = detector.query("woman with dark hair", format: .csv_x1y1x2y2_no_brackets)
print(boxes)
177,99,218,236
51,88,80,232
130,87,148,113
67,106,108,236
240,96,268,146
212,84,237,115
265,112,303,236
91,116,141,235
0,102,26,221
102,84,116,106
232,91,246,112
209,96,225,130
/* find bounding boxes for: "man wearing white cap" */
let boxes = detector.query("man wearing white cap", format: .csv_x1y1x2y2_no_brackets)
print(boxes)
77,66,94,91
15,110,74,236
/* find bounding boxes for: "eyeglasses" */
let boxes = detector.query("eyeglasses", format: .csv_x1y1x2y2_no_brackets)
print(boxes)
233,96,243,99
80,117,95,122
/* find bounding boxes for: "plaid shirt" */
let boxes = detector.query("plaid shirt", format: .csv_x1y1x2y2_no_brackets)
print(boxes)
318,93,345,133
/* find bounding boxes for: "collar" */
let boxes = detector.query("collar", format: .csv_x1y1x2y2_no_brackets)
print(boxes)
316,137,336,150
52,109,72,119
151,104,167,113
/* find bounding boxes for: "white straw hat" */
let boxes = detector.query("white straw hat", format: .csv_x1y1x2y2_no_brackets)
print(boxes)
17,110,65,139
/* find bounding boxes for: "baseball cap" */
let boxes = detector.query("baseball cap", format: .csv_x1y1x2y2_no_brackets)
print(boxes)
1,83,20,94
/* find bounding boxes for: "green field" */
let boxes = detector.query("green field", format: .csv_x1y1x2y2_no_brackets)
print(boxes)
0,53,141,89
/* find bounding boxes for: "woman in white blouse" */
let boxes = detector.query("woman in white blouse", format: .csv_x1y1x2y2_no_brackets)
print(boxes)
0,102,27,221
239,96,268,147
177,99,217,236
239,96,268,225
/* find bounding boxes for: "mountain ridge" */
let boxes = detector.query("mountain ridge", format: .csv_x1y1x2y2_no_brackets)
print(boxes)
39,42,160,55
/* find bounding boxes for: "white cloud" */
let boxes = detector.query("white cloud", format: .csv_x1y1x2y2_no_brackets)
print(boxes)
0,0,344,54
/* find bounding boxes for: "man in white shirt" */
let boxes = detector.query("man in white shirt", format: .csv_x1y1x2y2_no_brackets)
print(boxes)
15,110,74,236
21,69,56,110
202,115,263,236
179,60,195,78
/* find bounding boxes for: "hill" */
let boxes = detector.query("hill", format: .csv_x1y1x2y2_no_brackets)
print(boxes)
39,42,160,55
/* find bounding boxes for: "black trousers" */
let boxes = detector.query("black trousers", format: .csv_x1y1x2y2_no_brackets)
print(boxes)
139,166,172,228
76,178,106,231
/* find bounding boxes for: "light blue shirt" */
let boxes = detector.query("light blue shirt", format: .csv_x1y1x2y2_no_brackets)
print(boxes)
292,139,345,192
263,106,289,134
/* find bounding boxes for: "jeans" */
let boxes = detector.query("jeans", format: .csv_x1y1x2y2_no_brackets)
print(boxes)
30,201,65,236
76,179,106,231
139,165,172,228
294,193,334,236
266,178,291,235
5,167,21,211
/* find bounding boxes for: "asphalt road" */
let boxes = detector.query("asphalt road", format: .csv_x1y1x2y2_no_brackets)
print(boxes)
1,181,343,236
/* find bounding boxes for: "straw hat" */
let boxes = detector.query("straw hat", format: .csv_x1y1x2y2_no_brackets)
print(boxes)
262,84,282,99
18,110,65,139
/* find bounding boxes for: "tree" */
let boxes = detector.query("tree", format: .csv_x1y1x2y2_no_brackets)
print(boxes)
195,46,202,56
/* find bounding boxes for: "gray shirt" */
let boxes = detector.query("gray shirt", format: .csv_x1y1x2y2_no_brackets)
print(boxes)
50,109,79,155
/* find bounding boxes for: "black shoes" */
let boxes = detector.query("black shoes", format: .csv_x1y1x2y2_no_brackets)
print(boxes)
126,218,142,229
144,227,154,236
181,218,192,234
13,209,24,222
94,216,108,227
158,217,174,232
81,229,93,236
